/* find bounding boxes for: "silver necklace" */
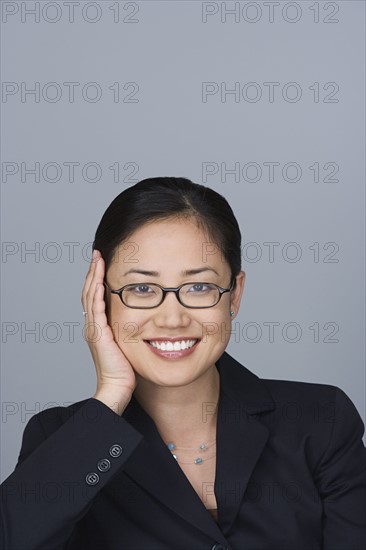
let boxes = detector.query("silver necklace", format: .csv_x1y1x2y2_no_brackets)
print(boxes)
166,440,216,465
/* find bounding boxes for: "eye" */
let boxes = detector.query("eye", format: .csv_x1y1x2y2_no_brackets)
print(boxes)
128,284,156,295
187,283,213,293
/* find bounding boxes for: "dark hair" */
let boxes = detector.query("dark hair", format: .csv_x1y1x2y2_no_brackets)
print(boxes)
93,177,242,288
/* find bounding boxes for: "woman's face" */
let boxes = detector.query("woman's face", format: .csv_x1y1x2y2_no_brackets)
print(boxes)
106,218,245,388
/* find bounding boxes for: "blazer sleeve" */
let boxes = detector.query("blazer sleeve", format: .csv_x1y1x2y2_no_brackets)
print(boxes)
314,387,366,549
0,398,144,550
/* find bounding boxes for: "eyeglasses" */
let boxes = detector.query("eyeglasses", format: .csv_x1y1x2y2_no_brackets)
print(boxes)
104,280,234,309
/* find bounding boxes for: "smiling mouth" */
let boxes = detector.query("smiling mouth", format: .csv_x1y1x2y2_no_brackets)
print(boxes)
145,339,199,351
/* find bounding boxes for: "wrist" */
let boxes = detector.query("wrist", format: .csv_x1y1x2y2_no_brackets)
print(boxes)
92,387,132,416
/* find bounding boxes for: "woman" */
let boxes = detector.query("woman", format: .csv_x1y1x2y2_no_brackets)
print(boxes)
1,177,365,550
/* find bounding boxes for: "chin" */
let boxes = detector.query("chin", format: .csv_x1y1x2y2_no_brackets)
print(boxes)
134,359,209,388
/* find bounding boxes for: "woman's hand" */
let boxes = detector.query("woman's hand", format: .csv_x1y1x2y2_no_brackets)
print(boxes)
81,249,136,415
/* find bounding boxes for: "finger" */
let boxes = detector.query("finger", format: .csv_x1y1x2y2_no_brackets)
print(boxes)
82,250,102,312
87,252,104,305
91,282,108,330
85,254,106,330
81,250,98,309
85,275,109,346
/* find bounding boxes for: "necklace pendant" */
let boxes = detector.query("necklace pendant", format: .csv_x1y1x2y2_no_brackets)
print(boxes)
199,444,207,451
194,457,203,465
167,442,176,451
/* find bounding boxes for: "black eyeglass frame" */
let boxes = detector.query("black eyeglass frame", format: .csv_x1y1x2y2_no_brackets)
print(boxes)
103,279,235,309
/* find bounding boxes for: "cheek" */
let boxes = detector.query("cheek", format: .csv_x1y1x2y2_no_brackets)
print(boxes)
109,307,147,346
198,309,231,345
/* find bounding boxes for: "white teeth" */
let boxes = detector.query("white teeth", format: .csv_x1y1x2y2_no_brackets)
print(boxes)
149,339,197,351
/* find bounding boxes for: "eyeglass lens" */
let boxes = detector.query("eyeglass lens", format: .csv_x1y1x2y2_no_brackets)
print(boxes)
122,283,221,307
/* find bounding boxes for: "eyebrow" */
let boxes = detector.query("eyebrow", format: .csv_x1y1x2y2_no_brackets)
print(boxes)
121,267,220,278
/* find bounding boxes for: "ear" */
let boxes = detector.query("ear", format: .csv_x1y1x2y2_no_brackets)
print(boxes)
230,271,246,315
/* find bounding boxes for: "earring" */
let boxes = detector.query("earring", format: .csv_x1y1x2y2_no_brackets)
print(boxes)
230,310,235,317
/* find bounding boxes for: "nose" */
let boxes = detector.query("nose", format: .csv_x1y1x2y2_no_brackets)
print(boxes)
153,290,190,328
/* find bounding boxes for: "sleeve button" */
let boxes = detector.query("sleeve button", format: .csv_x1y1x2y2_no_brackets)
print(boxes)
97,458,111,472
85,472,100,486
109,444,123,458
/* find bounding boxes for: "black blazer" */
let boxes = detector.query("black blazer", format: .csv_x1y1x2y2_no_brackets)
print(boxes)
1,352,365,550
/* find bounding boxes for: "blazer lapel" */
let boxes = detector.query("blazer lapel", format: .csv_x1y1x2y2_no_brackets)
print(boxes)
214,352,275,534
121,394,228,544
119,351,275,541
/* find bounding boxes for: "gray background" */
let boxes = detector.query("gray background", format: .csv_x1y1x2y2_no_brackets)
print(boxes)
1,0,365,481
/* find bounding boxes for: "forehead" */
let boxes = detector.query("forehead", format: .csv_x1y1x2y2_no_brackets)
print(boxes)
109,218,228,276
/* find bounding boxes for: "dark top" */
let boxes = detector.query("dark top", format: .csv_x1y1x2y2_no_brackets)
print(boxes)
208,508,218,522
1,351,365,549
